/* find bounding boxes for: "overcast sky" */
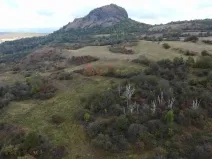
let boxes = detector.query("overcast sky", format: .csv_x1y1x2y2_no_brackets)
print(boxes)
0,0,212,31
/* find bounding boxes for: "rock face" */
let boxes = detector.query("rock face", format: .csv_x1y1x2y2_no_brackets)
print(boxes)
64,4,128,30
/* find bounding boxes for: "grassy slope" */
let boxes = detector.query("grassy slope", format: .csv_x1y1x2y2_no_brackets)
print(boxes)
166,41,212,55
0,75,125,159
0,40,211,158
63,40,192,62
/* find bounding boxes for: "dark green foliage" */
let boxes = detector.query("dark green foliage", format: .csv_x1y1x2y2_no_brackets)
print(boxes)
114,115,129,132
77,57,212,154
162,43,171,49
132,55,152,66
186,56,195,66
184,35,199,42
0,74,56,110
165,110,174,124
202,40,212,45
50,71,73,80
194,56,212,68
51,114,65,125
92,134,112,150
109,45,134,54
201,50,210,56
68,55,99,65
127,124,147,143
0,123,66,159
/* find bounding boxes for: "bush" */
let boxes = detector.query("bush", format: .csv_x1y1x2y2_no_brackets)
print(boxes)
146,120,166,134
185,57,194,67
162,43,171,49
208,71,212,82
1,145,18,156
153,147,168,159
127,124,147,143
51,114,65,125
164,110,174,125
113,115,129,132
87,121,107,138
109,45,135,54
132,55,152,66
83,113,90,122
92,134,112,150
194,56,212,69
191,144,212,159
68,56,99,65
50,71,73,80
184,36,199,42
201,50,210,56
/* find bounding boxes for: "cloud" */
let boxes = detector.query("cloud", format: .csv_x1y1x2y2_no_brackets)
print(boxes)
0,0,212,29
37,10,55,16
2,0,18,8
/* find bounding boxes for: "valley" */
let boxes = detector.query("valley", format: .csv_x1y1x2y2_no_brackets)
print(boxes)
0,32,46,43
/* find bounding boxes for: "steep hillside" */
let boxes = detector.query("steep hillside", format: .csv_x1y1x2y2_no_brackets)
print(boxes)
0,4,150,62
149,19,212,33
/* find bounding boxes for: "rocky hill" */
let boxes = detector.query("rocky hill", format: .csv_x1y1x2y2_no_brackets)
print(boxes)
1,4,212,62
64,4,129,30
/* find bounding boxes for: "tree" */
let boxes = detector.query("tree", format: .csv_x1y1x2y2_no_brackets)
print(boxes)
165,110,174,125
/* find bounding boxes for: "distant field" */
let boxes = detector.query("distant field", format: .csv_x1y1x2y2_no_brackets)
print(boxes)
166,41,212,54
63,40,197,62
0,32,47,43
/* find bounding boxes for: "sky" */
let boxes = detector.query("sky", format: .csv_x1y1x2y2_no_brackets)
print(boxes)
0,0,212,32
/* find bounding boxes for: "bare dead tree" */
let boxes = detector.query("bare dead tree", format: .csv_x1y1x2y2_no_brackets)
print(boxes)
151,100,157,115
192,99,200,110
117,84,122,97
157,91,164,105
123,83,135,108
168,97,175,109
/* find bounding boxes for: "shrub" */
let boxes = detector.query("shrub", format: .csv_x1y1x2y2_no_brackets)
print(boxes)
51,114,65,125
132,55,152,66
109,45,135,54
75,109,92,122
110,135,128,152
184,36,199,42
68,56,99,65
92,134,112,150
162,43,171,49
21,132,42,150
1,145,18,156
191,144,212,159
83,113,90,122
146,120,166,134
113,115,129,132
153,147,168,159
165,110,174,125
186,57,195,66
87,121,106,138
208,71,212,82
57,72,73,80
201,50,210,56
127,124,148,143
194,56,212,69
184,50,197,56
